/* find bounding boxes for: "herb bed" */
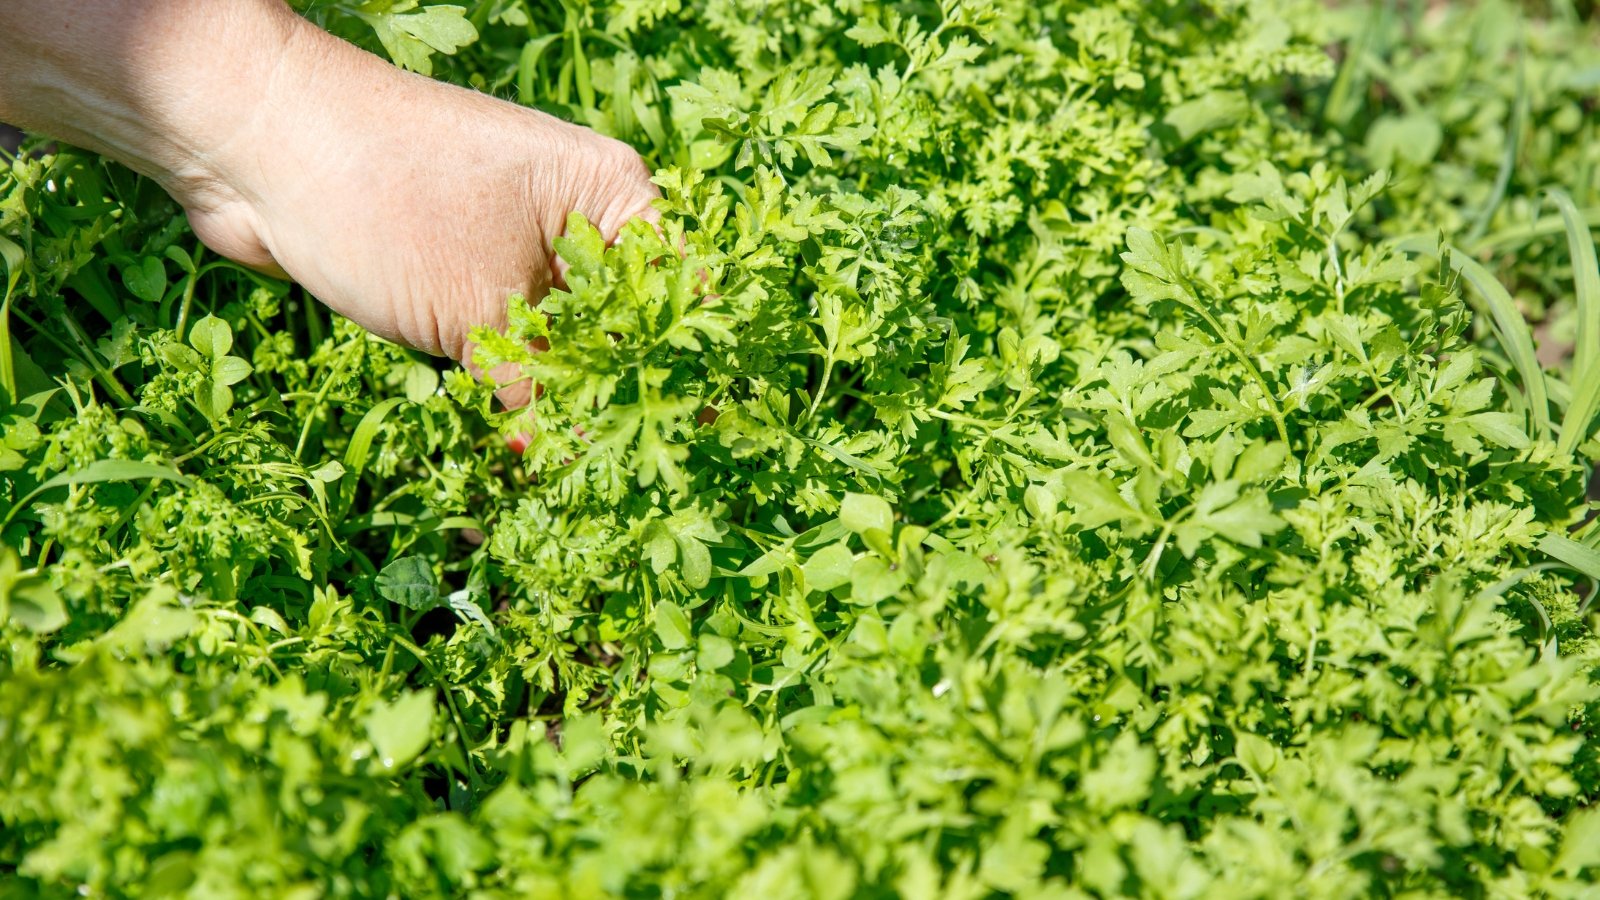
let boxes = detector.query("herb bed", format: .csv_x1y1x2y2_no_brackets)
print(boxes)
5,1,1600,896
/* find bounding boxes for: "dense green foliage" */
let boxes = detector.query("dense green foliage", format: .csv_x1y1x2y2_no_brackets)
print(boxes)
5,0,1600,896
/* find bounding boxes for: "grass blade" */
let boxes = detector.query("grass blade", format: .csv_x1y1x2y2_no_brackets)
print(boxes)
338,396,407,517
517,34,560,106
0,234,22,406
1399,236,1550,440
2,460,192,528
1466,41,1525,244
1469,205,1600,255
1322,3,1389,127
1539,532,1600,581
1550,188,1600,456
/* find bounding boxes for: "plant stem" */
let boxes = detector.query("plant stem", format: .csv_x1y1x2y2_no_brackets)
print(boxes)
1178,280,1291,445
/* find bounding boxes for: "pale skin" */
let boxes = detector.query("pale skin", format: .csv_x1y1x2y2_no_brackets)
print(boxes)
0,1,662,409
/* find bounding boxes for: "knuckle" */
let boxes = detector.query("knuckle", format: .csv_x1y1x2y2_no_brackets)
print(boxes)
596,136,653,186
578,138,659,239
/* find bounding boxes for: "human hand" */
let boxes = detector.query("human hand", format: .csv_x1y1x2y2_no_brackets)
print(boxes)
0,1,660,410
181,15,661,413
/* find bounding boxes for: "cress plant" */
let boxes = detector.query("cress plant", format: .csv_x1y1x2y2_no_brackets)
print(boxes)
4,0,1600,897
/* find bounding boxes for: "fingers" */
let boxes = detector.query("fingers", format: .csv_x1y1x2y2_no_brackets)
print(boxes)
465,340,538,454
487,357,537,412
588,141,662,242
496,136,661,453
551,140,663,289
550,196,662,288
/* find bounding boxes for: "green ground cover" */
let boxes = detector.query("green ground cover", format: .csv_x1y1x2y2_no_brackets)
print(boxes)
5,0,1600,895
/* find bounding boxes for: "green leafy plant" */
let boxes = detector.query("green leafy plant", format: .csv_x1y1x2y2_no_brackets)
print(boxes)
293,1,480,75
6,0,1600,897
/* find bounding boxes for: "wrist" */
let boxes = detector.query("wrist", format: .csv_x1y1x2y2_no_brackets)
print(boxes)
132,2,311,220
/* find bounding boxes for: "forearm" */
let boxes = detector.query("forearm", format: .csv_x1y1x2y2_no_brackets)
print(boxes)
0,0,299,203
